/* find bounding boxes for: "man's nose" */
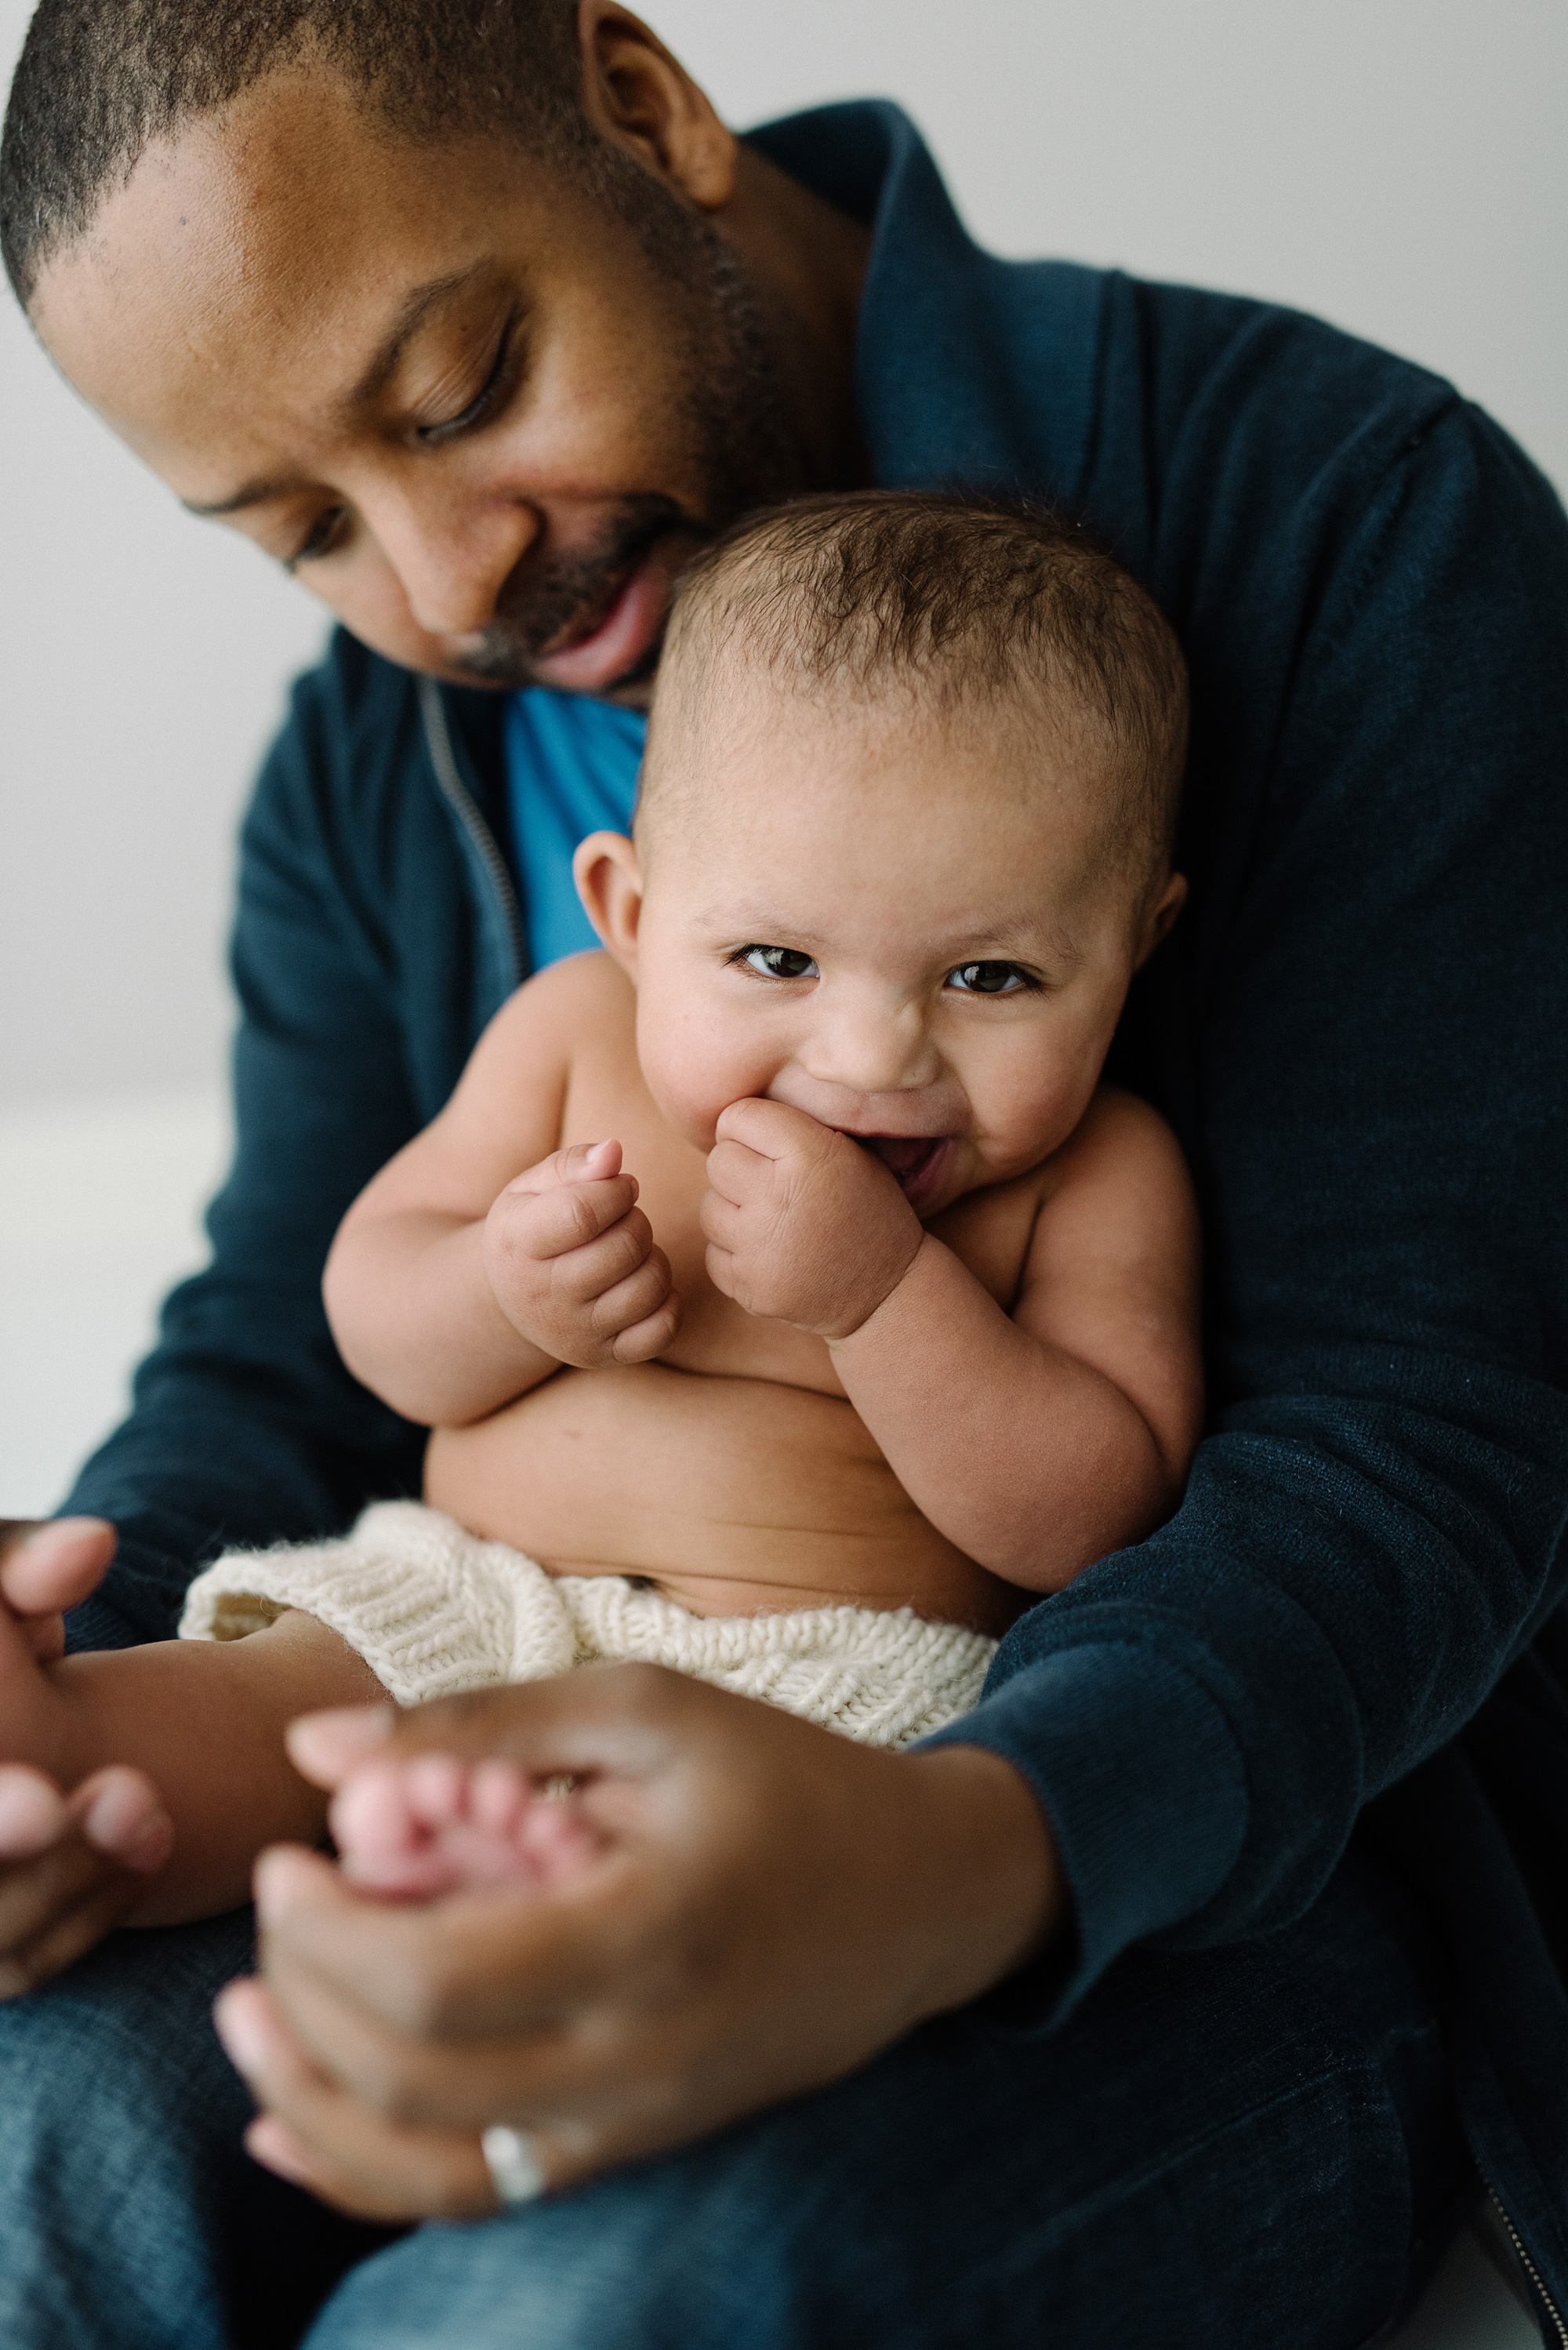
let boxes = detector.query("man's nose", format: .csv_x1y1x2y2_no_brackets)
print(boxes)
371,487,542,641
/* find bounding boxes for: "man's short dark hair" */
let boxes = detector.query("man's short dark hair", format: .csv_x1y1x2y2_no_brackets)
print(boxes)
2,0,583,307
655,490,1191,884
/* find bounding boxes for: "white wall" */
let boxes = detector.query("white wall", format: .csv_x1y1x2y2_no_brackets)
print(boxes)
2,0,1565,1110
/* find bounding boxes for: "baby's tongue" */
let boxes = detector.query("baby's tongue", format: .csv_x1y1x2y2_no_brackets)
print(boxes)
862,1135,938,1184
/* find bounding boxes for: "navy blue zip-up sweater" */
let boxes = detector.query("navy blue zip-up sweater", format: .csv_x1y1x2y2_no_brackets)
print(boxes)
63,104,1568,2287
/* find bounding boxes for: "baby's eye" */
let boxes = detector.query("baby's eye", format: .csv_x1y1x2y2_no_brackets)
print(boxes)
945,961,1035,995
738,946,818,981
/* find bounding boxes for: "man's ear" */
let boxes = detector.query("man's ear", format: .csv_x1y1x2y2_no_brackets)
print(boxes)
575,2,739,211
1133,872,1189,972
573,830,645,975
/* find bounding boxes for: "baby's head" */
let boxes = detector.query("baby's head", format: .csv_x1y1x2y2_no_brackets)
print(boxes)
574,491,1188,1215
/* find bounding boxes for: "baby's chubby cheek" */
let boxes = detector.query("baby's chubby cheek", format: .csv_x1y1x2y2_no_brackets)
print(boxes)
633,989,780,1153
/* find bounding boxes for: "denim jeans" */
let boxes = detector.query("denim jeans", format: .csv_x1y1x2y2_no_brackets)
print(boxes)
0,1849,1470,2350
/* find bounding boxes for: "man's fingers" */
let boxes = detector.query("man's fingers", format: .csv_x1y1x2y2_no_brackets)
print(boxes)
288,1660,695,1803
0,1516,117,1615
254,1839,642,2041
0,1766,69,1858
0,1830,140,1994
216,1979,500,2221
259,1909,600,2131
0,1870,150,2001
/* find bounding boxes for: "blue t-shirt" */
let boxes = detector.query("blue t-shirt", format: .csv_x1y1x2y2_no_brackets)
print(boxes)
503,689,647,970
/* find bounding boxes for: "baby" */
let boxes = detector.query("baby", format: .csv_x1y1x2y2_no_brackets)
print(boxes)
176,491,1203,1898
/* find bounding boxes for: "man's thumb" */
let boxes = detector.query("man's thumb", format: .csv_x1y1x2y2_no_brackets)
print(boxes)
0,1518,117,1616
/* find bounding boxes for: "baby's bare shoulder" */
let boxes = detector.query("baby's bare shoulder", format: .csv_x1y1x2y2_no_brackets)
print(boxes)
480,951,634,1070
1049,1084,1189,1193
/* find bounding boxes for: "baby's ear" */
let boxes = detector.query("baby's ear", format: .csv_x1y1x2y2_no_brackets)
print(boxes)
573,832,644,975
1133,871,1188,971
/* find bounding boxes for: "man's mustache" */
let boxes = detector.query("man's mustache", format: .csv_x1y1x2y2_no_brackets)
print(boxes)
452,496,699,688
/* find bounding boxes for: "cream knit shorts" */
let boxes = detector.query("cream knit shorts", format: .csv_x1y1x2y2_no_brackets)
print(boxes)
179,1501,998,1749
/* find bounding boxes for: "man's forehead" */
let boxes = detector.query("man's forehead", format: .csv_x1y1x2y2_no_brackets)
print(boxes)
31,78,550,492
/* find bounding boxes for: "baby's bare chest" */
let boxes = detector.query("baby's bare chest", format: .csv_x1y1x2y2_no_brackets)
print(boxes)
559,1049,1045,1401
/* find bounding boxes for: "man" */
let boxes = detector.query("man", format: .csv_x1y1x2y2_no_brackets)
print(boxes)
2,2,1566,2344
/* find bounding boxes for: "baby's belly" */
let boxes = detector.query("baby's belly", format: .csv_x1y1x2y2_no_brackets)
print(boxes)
423,1363,1024,1636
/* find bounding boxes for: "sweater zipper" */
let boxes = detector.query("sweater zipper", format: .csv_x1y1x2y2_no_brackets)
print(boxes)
417,674,526,984
1478,2179,1568,2346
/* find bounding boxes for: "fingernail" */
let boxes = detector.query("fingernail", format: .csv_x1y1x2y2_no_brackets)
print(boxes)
14,1516,111,1562
286,1703,394,1774
0,1769,65,1851
214,1986,267,2074
82,1778,172,1866
253,1843,318,1918
245,2118,314,2187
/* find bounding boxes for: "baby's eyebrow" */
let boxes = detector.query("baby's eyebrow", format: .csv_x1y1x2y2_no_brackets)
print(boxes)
695,906,1081,965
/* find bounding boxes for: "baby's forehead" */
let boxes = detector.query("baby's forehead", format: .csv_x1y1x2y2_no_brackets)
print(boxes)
639,656,1120,858
638,682,1131,946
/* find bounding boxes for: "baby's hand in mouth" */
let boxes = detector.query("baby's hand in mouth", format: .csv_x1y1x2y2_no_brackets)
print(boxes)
700,1100,927,1338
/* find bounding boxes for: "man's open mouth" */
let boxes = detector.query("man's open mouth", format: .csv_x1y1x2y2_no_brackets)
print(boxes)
528,558,668,696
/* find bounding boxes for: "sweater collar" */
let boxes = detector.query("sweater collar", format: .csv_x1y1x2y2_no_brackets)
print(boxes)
746,100,1101,507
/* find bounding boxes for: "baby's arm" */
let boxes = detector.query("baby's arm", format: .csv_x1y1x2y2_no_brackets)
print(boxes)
325,961,680,1427
704,1090,1202,1593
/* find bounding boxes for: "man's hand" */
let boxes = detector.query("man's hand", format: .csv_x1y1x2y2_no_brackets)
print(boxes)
702,1099,925,1337
483,1139,681,1368
215,1669,1062,2222
0,1519,172,1997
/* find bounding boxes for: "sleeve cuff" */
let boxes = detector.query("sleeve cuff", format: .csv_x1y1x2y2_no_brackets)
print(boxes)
921,1642,1249,2016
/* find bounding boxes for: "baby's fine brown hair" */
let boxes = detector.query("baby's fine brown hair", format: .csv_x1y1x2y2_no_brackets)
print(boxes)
652,490,1189,888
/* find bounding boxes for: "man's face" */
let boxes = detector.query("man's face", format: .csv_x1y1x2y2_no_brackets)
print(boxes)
30,71,804,703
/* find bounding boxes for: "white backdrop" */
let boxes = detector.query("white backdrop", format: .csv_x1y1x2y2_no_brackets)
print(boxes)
1,0,1565,1110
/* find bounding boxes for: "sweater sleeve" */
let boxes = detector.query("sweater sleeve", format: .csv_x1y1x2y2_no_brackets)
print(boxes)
60,645,443,1650
929,402,1568,2004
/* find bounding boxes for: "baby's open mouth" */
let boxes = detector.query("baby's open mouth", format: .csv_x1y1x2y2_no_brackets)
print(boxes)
858,1135,949,1200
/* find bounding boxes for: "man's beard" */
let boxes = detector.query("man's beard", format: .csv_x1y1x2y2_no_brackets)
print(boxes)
453,163,808,695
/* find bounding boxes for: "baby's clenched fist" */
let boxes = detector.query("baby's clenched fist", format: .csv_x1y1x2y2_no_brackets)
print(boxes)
484,1139,681,1368
702,1100,924,1338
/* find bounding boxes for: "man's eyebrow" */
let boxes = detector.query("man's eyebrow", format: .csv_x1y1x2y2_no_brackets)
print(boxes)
179,263,488,520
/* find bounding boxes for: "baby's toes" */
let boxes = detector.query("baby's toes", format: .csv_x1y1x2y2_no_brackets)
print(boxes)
518,1794,603,1883
468,1759,529,1840
329,1761,425,1864
402,1752,469,1830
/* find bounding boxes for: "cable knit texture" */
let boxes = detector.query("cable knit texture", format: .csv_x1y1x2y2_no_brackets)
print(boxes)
178,1501,998,1748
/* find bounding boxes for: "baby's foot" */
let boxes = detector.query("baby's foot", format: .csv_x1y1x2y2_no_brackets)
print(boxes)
329,1753,601,1900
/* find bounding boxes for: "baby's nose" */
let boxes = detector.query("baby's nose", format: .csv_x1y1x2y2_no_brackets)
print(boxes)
804,997,938,1097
